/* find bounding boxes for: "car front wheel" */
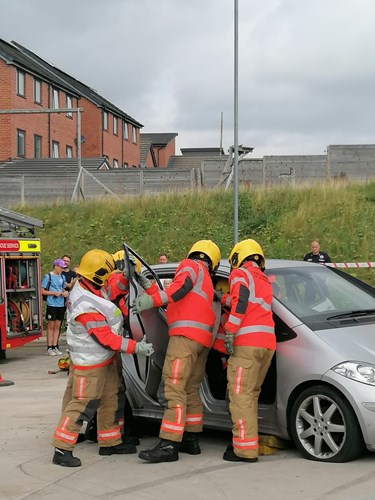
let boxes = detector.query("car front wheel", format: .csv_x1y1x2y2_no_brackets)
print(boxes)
290,385,364,462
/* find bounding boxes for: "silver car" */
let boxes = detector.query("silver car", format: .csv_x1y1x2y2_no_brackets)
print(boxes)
122,249,375,463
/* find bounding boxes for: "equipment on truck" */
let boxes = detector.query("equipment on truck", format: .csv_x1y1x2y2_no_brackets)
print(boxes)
0,207,43,359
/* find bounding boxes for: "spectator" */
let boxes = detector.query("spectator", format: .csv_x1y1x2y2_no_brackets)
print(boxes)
303,240,331,264
41,259,69,356
158,253,168,264
57,255,77,348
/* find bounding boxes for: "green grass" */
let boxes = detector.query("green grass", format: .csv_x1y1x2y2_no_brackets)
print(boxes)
12,180,375,286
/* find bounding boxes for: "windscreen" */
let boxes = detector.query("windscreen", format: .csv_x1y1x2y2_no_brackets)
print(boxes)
266,266,375,321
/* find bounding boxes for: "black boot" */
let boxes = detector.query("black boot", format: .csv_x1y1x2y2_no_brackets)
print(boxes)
179,432,201,455
53,448,81,467
223,444,258,463
99,442,137,455
138,439,179,463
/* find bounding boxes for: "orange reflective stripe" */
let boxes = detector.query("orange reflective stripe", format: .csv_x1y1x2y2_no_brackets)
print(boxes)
97,426,121,441
160,420,185,434
171,358,182,385
72,355,116,370
76,376,86,399
237,418,246,440
175,404,183,424
233,437,258,450
54,416,78,444
234,367,244,394
185,413,203,425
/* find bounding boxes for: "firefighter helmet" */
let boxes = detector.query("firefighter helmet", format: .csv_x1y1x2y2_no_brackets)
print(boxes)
58,356,70,371
76,249,115,286
229,239,265,270
187,240,221,274
215,278,229,294
112,250,141,273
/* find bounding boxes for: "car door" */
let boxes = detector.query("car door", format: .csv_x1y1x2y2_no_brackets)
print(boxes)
120,243,170,411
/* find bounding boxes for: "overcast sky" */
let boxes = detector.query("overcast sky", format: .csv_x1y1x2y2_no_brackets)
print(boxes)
2,0,375,157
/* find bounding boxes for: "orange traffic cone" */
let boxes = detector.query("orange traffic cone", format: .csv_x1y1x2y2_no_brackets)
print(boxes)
0,370,14,387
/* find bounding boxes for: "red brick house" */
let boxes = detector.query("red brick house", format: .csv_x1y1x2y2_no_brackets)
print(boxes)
0,39,143,167
140,133,178,168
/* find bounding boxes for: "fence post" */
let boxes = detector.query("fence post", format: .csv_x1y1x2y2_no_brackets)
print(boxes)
21,175,25,205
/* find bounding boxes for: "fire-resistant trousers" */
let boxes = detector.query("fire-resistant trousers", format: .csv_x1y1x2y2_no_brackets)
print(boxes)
159,335,209,442
227,345,275,459
52,359,123,451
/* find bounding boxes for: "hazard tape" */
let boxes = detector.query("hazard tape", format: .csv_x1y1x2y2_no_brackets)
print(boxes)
325,262,375,268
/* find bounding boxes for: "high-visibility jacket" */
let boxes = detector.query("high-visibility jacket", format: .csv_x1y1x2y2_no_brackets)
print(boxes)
212,309,229,354
223,261,276,350
67,280,135,367
103,271,129,318
146,259,215,348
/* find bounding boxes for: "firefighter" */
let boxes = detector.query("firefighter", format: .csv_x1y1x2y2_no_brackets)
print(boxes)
132,240,221,463
52,249,154,467
222,239,276,462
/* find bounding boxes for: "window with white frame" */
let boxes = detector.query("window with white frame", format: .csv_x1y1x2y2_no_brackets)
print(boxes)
132,126,137,144
16,70,25,97
52,141,60,158
17,129,26,156
52,88,59,109
113,159,119,168
34,135,42,158
66,145,73,158
103,111,108,131
123,162,128,168
66,95,73,118
113,116,118,135
34,78,41,104
123,122,128,140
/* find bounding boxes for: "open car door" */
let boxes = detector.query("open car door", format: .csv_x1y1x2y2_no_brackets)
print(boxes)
120,243,170,415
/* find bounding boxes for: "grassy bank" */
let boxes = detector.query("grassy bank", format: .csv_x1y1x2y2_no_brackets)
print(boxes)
13,180,375,285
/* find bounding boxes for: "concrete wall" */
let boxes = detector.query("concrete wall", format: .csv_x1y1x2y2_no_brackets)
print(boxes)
1,145,375,207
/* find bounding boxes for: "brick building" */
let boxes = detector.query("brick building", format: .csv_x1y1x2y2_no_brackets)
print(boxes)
0,39,143,167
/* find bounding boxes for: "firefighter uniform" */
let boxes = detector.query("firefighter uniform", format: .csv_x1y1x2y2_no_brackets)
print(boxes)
52,279,136,452
147,257,215,441
133,239,221,463
223,240,276,462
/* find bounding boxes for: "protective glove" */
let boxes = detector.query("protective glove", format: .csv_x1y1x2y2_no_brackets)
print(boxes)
224,331,235,356
135,335,154,356
136,273,152,289
214,290,223,302
132,294,154,314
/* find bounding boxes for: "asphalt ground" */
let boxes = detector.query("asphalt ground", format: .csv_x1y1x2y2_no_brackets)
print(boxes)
1,336,375,500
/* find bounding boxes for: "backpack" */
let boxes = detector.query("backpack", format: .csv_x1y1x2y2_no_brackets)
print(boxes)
42,273,52,302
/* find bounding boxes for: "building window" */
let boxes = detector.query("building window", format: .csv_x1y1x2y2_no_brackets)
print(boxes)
52,88,59,109
66,95,73,118
132,126,137,144
34,78,41,104
16,70,25,97
66,145,73,158
34,135,42,158
113,116,118,135
123,162,128,168
113,159,119,168
103,111,108,131
52,141,60,158
123,122,129,140
17,129,26,156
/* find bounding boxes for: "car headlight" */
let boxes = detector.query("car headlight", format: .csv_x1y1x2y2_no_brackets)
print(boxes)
332,361,375,386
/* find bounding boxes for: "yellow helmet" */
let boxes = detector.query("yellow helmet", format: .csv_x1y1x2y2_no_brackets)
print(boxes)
229,239,265,270
112,250,141,273
187,240,221,273
77,249,115,286
215,278,229,294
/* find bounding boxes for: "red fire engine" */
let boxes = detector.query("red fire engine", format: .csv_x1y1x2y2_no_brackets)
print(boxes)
0,207,43,359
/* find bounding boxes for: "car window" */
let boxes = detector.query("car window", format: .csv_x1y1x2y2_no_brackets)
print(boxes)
266,267,375,320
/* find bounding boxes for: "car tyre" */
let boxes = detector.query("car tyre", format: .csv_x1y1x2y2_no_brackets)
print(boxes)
290,385,364,463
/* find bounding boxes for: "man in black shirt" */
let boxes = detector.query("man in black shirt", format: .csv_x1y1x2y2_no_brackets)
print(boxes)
303,240,331,264
57,254,77,352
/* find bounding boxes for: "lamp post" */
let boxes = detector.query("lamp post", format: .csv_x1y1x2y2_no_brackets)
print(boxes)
233,0,239,244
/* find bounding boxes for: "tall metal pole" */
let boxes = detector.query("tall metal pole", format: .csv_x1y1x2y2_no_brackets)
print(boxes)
233,0,239,244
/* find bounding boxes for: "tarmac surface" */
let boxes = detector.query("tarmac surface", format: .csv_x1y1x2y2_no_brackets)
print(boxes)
1,336,375,500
